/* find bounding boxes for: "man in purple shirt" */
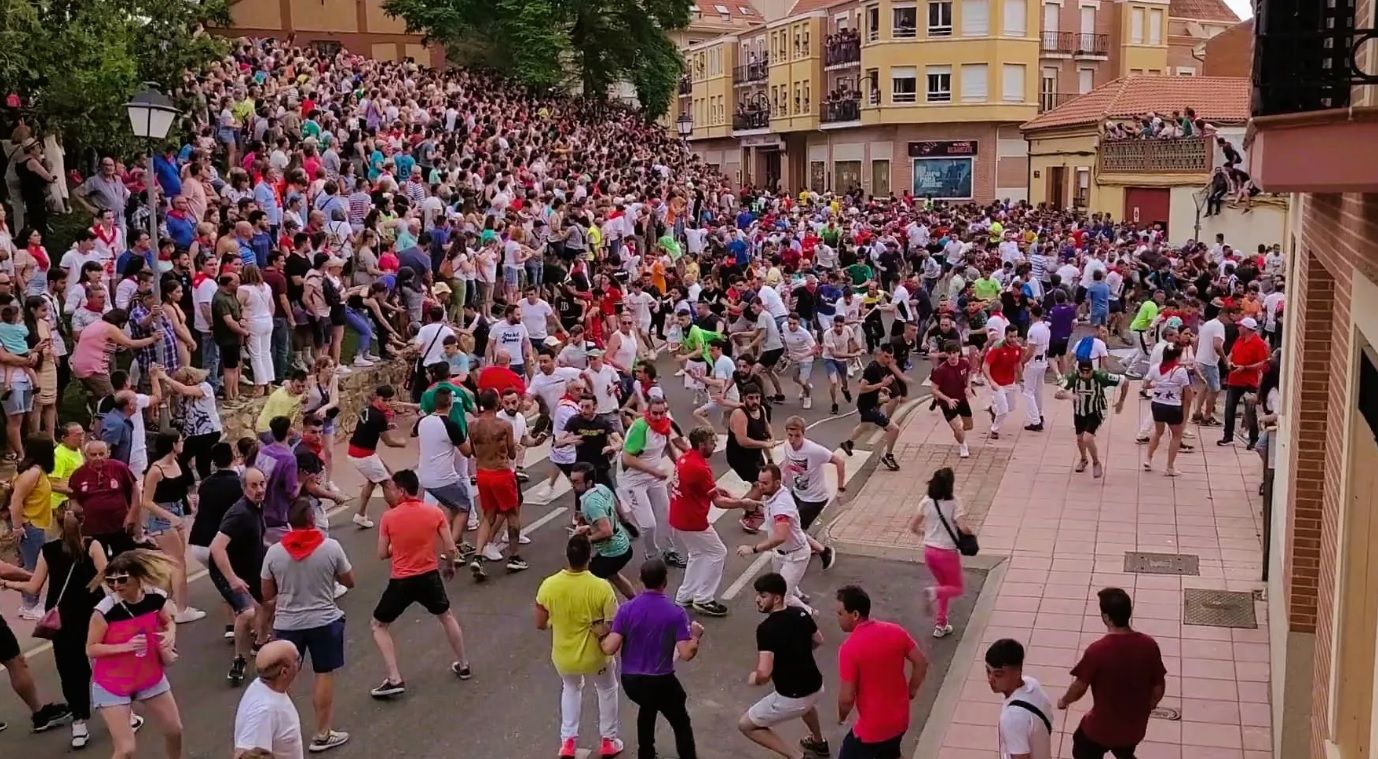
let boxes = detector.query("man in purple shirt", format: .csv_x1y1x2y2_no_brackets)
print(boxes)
256,415,300,544
599,559,704,759
1047,289,1079,376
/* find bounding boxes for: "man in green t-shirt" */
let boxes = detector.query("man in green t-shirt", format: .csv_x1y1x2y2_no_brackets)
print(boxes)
971,270,1001,301
569,461,635,600
673,311,723,363
1128,289,1165,377
845,261,873,290
418,362,476,436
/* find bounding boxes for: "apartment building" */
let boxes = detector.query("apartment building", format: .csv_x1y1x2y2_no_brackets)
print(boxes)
218,0,439,65
679,0,1176,201
1165,0,1241,76
1247,0,1378,757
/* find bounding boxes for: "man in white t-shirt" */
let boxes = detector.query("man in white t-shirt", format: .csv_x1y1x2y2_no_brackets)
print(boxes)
486,304,532,375
986,638,1054,759
756,282,788,322
735,464,815,615
528,352,582,419
1022,306,1052,431
780,417,840,565
820,319,861,415
519,289,556,342
234,641,306,759
779,314,818,409
416,387,474,553
1192,311,1229,424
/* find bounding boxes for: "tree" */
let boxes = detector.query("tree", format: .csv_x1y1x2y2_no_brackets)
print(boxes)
383,0,689,119
0,0,229,154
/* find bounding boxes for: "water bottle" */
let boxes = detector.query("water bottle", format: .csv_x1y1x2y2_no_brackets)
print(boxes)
133,631,148,659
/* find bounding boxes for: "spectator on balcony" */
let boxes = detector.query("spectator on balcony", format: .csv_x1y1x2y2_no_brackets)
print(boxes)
1217,137,1243,168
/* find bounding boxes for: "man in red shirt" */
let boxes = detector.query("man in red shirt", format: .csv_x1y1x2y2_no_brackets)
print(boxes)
928,340,974,458
1219,316,1270,448
476,350,527,399
67,439,140,557
982,324,1025,439
836,585,928,758
669,426,758,617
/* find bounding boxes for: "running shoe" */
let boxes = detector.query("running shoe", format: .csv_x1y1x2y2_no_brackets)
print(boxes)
369,679,406,699
881,453,900,471
772,394,786,403
820,545,836,571
352,513,375,529
32,703,71,732
840,440,854,456
506,556,530,572
16,605,42,621
516,468,530,483
933,623,954,638
224,624,235,642
457,542,477,563
841,387,852,402
691,600,729,617
333,583,349,599
308,730,351,753
802,397,812,410
800,736,832,757
830,403,839,414
173,607,207,624
130,714,144,732
558,738,578,758
958,444,970,458
450,662,473,680
662,550,687,568
228,656,247,686
599,737,625,757
482,544,505,562
70,720,89,749
469,560,488,582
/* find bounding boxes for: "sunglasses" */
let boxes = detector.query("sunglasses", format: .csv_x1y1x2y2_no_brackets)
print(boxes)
104,574,133,586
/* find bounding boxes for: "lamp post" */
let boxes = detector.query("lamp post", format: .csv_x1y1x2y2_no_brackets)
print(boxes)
124,84,179,303
676,113,693,143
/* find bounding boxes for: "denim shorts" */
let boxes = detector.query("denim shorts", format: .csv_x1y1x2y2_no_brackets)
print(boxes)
1196,362,1223,392
425,482,471,514
503,264,522,286
2,382,33,415
275,617,346,674
145,501,185,537
91,675,171,709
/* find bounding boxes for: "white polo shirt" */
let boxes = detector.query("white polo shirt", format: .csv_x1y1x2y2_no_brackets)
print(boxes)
998,676,1054,759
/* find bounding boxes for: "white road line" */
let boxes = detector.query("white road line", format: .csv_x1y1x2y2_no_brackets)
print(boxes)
722,553,773,600
521,504,569,537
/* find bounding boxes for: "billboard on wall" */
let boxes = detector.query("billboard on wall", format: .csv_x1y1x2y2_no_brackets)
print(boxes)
909,141,976,200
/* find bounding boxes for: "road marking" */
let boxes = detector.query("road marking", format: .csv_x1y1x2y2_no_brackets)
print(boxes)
524,434,727,506
521,504,569,537
722,553,773,600
708,443,872,525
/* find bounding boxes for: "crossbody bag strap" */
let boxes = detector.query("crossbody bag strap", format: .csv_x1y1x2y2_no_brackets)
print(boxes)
1009,699,1052,734
932,499,962,545
52,562,76,608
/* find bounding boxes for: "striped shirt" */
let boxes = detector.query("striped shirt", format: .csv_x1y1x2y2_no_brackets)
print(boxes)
1062,370,1123,417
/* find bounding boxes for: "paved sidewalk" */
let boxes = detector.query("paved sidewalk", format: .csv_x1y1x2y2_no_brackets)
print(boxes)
829,382,1271,759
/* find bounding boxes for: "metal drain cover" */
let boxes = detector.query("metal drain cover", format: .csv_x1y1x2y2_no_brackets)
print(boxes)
1124,552,1201,576
1183,588,1258,628
1151,707,1181,721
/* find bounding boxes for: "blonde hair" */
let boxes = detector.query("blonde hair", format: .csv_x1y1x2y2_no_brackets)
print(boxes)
240,264,264,286
88,549,176,593
172,366,209,385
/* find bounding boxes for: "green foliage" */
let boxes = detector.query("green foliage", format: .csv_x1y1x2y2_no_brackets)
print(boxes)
0,0,229,154
382,0,689,118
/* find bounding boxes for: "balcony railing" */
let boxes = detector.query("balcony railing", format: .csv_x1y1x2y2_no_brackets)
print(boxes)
1252,0,1376,116
1037,91,1081,112
733,109,771,131
734,58,770,85
894,25,919,38
1098,136,1213,173
1041,31,1109,55
678,76,691,95
824,33,861,66
1076,33,1109,56
821,97,862,123
893,91,917,104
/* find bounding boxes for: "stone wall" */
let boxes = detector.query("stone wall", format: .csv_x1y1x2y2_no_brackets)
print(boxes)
221,360,414,443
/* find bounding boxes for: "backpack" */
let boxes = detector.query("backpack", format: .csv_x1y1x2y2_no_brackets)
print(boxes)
1074,336,1095,363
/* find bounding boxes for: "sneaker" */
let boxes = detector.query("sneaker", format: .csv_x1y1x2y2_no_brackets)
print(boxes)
352,356,375,368
599,737,625,757
333,582,349,599
1217,439,1235,446
691,600,729,617
841,387,852,402
819,545,836,571
130,714,144,733
881,453,899,471
70,720,89,749
369,679,406,699
830,403,839,415
800,736,832,757
173,607,207,624
802,397,812,410
450,662,473,680
516,468,531,483
309,730,351,752
457,542,477,562
558,738,578,758
32,703,71,732
506,556,530,572
518,534,532,545
483,544,505,562
1023,423,1044,432
352,514,375,529
662,550,687,568
469,561,487,582
228,656,247,686
772,394,786,403
16,605,42,621
224,624,235,642
958,444,970,459
1136,436,1150,444
335,365,354,375
840,440,854,456
933,623,954,638
466,513,480,531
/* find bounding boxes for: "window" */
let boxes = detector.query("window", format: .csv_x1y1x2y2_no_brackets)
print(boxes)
866,5,881,41
739,5,753,14
926,65,952,102
1003,0,1027,35
1130,7,1144,43
1001,63,1025,102
866,68,881,104
894,4,919,37
961,0,989,35
960,63,988,102
892,66,918,103
1079,5,1094,34
927,1,952,36
1074,167,1090,207
1176,66,1197,76
1077,67,1094,93
801,27,811,56
1129,68,1143,76
871,160,891,196
1148,9,1163,45
1040,66,1057,110
714,5,730,16
802,82,811,114
311,40,343,57
1042,2,1059,33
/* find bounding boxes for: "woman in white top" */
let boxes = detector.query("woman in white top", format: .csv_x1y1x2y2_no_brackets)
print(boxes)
1142,344,1193,476
908,467,972,639
161,366,223,480
236,265,276,396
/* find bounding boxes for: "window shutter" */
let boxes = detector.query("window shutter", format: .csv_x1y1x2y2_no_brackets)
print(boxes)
961,0,989,35
1003,0,1027,35
961,64,989,101
1001,63,1025,102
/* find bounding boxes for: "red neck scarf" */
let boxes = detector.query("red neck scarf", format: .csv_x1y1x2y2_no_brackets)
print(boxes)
93,223,118,248
644,410,672,436
280,528,325,560
26,243,48,271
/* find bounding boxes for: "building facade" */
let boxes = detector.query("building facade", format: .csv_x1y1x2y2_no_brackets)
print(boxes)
1164,0,1241,76
680,0,1189,200
218,0,440,65
1249,0,1378,756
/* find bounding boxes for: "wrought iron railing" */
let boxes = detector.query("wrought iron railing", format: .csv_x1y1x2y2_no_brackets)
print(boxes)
678,76,691,95
1077,33,1109,55
821,97,862,123
1041,31,1109,55
824,33,861,66
733,109,771,130
734,59,770,84
1098,136,1213,173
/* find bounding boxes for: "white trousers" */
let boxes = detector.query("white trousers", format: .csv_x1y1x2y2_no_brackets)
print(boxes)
771,550,814,614
559,665,620,741
1022,361,1047,426
246,319,274,386
990,385,1018,432
620,478,677,552
674,527,727,604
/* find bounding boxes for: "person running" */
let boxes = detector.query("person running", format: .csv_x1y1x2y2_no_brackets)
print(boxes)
345,385,407,529
620,395,684,567
983,324,1024,440
736,465,815,615
779,312,817,409
727,383,776,533
781,416,844,546
140,431,205,625
1022,305,1051,432
570,462,638,600
1142,344,1192,476
601,558,704,759
986,638,1055,759
820,317,860,415
1054,360,1129,478
368,469,472,698
908,468,971,638
416,386,476,562
692,339,738,430
738,571,829,759
669,425,760,617
840,345,901,471
209,467,271,687
535,534,622,759
260,497,354,752
929,341,975,458
835,584,927,759
468,388,527,580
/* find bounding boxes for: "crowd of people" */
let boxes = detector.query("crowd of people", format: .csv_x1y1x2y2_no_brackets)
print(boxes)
0,33,1285,759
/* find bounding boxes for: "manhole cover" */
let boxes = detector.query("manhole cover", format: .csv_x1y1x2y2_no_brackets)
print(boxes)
1151,707,1181,721
1183,588,1258,628
1124,552,1200,576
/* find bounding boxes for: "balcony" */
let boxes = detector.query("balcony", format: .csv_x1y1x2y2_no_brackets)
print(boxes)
824,32,861,67
1037,91,1081,112
733,58,769,85
1098,136,1212,174
1041,31,1109,56
678,76,691,96
733,108,771,131
821,96,862,124
895,25,919,38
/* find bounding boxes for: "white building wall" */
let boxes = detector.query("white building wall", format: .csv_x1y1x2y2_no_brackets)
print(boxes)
1168,186,1288,250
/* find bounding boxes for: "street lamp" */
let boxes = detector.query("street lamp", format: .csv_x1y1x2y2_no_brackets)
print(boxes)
676,113,693,140
125,84,179,306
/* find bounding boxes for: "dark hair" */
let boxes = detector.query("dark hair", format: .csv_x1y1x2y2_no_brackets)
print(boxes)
570,461,596,484
1097,587,1134,627
289,369,308,383
984,638,1026,669
639,558,669,589
391,468,420,496
740,382,763,398
288,498,317,529
18,434,55,474
269,415,292,442
753,571,787,597
477,388,499,411
566,533,593,568
927,467,955,500
151,431,181,461
210,442,235,469
835,584,871,618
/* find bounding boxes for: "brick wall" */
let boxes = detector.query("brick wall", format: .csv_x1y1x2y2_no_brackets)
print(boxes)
1202,19,1252,77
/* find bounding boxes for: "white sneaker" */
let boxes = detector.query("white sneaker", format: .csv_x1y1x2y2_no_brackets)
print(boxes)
518,534,531,545
352,513,375,529
364,353,384,363
333,582,349,599
802,397,812,410
173,607,207,624
353,356,376,368
336,365,354,375
16,605,42,621
71,721,90,749
933,623,954,638
482,544,505,562
958,444,970,459
466,513,479,531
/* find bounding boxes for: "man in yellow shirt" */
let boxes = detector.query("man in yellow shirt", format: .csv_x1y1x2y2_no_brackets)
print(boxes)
50,422,85,511
535,534,621,758
255,369,308,433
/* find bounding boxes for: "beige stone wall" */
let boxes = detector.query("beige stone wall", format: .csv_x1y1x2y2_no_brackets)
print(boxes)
221,360,413,445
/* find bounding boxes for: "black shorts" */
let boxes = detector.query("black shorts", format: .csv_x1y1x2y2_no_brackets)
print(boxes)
759,348,784,368
373,570,450,624
590,548,633,579
1109,299,1125,314
211,567,263,613
941,398,973,422
1048,338,1070,358
859,405,891,428
1074,286,1088,304
966,332,987,349
728,455,763,486
1073,413,1104,436
1151,402,1185,426
0,614,20,661
793,493,828,530
219,342,242,369
839,729,903,759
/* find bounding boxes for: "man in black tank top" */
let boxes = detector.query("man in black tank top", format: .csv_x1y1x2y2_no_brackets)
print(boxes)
726,383,774,534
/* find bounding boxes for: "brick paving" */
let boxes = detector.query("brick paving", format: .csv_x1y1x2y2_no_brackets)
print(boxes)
829,381,1272,759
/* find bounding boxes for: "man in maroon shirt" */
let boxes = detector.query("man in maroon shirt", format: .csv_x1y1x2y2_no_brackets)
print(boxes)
928,340,974,458
1058,587,1166,758
67,439,140,557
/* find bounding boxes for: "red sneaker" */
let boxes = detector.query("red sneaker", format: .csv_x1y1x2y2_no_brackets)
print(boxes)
740,510,765,534
558,737,577,758
599,737,624,757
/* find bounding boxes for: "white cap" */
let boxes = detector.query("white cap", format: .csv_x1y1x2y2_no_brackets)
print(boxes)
1239,317,1258,330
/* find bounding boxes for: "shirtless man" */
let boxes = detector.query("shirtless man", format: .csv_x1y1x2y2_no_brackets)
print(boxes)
466,388,527,581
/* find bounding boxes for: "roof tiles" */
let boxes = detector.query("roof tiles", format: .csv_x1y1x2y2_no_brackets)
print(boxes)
1020,75,1250,132
1169,0,1242,23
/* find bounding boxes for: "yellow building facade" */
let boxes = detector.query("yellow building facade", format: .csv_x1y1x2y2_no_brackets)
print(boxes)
218,0,436,65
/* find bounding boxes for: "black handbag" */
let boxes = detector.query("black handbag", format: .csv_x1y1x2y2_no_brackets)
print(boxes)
933,499,979,557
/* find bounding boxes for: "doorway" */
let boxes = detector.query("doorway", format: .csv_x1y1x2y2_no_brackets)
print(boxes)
764,150,782,191
1046,166,1067,209
834,160,862,194
1123,186,1170,233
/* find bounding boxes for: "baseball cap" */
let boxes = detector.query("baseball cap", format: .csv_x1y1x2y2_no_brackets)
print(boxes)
1239,317,1258,330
